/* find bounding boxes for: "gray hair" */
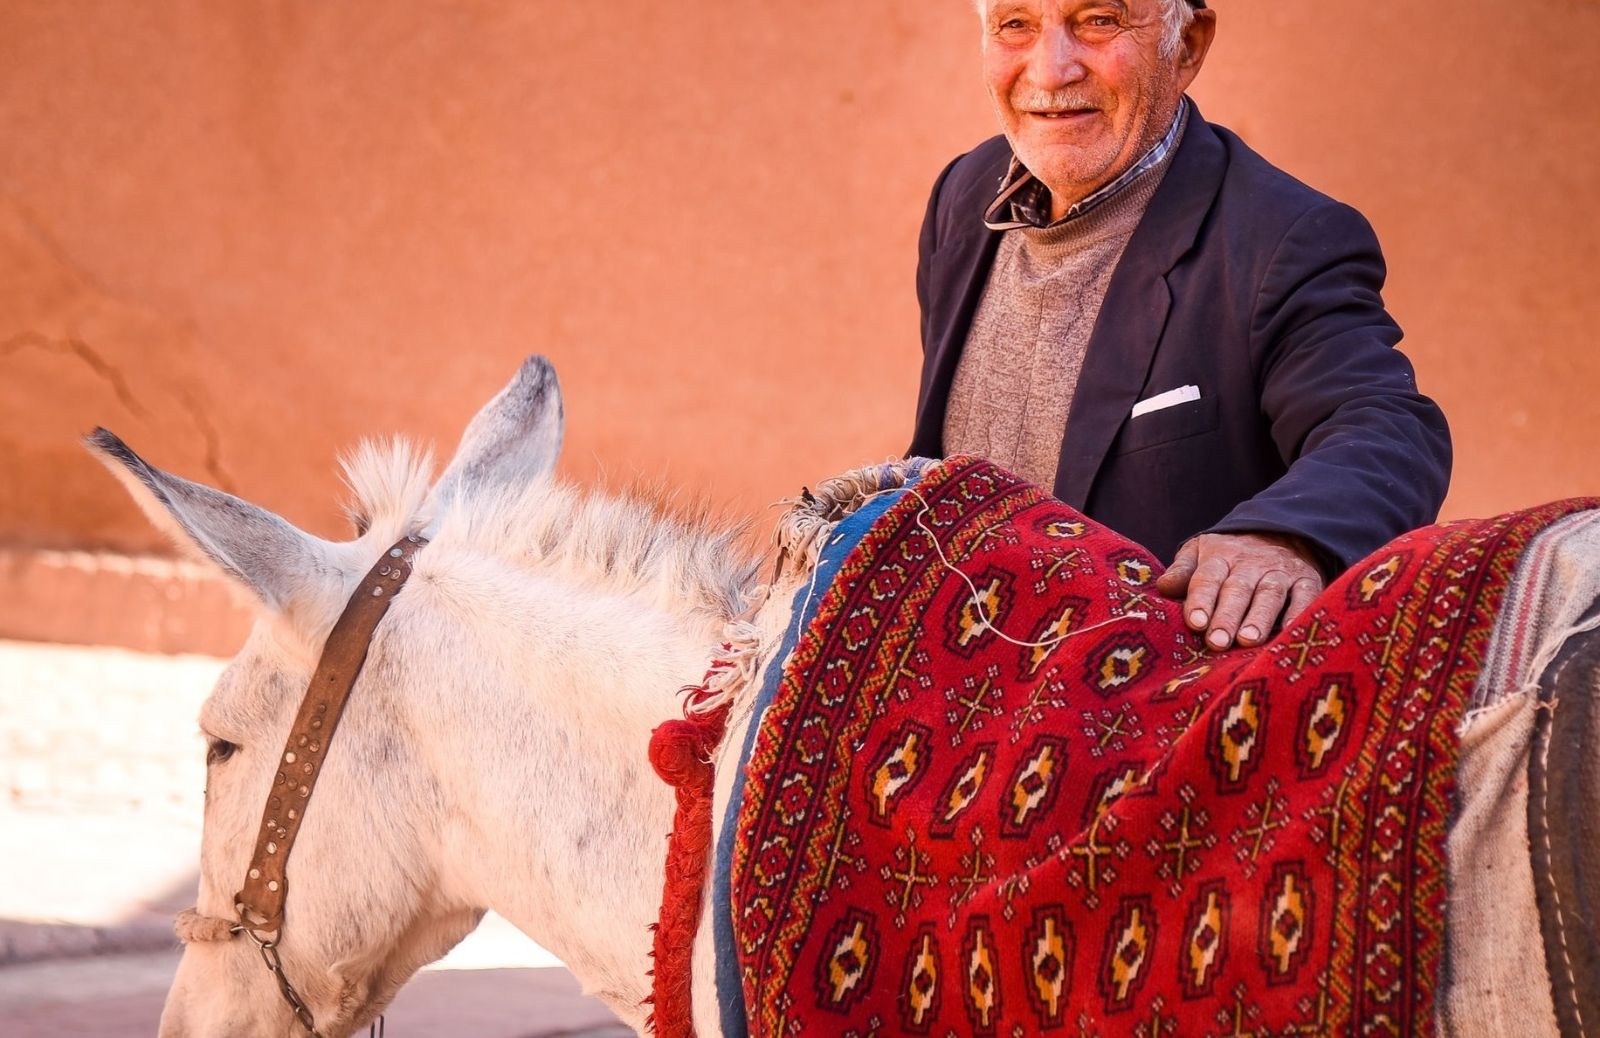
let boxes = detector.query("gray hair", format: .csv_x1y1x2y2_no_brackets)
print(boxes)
1157,0,1197,58
974,1,1197,59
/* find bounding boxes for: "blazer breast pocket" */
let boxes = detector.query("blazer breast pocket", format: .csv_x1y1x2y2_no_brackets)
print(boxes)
1112,395,1222,455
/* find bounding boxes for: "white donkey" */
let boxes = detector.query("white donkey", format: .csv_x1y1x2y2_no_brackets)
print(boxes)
92,357,1594,1038
94,357,772,1037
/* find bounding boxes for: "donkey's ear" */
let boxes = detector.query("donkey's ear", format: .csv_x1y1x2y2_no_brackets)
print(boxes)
427,355,564,513
85,429,327,611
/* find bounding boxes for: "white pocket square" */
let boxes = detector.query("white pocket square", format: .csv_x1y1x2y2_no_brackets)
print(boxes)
1130,384,1201,419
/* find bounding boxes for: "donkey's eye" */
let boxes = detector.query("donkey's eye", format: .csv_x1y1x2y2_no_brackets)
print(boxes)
206,738,238,765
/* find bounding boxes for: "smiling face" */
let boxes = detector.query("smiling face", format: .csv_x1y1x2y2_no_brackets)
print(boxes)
979,0,1215,219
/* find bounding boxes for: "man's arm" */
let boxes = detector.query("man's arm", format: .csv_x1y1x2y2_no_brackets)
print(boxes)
1158,201,1451,649
1224,200,1452,564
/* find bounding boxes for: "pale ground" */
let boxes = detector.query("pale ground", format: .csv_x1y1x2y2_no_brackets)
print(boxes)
0,639,628,1036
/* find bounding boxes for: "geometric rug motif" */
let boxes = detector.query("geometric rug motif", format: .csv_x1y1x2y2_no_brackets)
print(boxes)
730,456,1595,1037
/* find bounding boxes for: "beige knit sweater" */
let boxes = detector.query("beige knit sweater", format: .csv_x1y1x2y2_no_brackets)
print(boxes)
942,152,1177,489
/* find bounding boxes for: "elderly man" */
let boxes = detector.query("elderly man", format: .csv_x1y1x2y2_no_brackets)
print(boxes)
909,0,1451,650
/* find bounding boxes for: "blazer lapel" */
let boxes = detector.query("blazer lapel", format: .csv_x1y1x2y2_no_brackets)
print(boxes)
909,148,1012,458
1052,108,1229,509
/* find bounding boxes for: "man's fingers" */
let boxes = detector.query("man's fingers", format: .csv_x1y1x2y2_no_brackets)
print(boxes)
1164,532,1325,649
1182,555,1231,632
1203,569,1259,650
1156,540,1199,597
1281,577,1322,628
1235,571,1291,647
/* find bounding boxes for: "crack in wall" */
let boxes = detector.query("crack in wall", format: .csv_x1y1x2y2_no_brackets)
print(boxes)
0,331,150,421
2,194,236,491
174,385,238,494
4,192,130,306
3,331,239,494
0,331,50,358
66,336,152,422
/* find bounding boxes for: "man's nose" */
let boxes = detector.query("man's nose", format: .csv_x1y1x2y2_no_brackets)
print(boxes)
1027,23,1090,90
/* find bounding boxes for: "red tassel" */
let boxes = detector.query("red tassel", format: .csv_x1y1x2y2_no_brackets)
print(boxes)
645,659,735,1038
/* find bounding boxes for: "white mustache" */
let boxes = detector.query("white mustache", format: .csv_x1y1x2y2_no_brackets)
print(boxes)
1011,88,1102,113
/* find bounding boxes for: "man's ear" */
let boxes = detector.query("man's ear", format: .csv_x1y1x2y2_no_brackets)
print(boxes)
1176,9,1218,86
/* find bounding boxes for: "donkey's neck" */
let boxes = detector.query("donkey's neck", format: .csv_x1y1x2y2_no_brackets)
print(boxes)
414,578,725,1031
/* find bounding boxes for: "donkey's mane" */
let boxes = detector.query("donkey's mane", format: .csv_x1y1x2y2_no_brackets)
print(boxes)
340,437,761,620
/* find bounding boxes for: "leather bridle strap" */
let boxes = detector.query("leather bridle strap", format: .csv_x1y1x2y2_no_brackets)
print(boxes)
235,533,427,931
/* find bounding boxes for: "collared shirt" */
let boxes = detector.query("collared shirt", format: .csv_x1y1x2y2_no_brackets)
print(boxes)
983,98,1190,231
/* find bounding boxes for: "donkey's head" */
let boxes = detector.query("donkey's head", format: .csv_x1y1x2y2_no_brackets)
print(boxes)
91,357,564,1037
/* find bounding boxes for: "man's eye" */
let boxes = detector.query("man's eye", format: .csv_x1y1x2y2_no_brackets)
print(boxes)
1076,11,1124,31
206,738,238,765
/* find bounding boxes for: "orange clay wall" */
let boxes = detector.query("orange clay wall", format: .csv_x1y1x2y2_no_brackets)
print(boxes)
2,3,1597,651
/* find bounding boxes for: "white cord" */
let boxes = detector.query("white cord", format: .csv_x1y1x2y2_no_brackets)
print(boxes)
788,483,1147,653
903,485,1148,649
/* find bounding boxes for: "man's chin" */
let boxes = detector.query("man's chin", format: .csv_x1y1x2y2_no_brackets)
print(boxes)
1012,121,1113,167
1018,151,1117,200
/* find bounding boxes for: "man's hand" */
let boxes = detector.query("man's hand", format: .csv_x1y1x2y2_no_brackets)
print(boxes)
1154,532,1324,651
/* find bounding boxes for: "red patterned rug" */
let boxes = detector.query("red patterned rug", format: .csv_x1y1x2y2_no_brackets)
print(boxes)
728,456,1594,1037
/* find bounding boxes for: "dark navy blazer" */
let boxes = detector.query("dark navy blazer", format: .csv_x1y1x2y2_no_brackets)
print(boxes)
909,107,1452,573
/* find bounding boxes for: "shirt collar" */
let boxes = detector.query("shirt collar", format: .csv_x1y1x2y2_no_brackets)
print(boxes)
984,98,1190,232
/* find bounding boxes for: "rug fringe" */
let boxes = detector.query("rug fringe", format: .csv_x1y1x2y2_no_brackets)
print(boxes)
771,458,936,577
683,621,762,717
